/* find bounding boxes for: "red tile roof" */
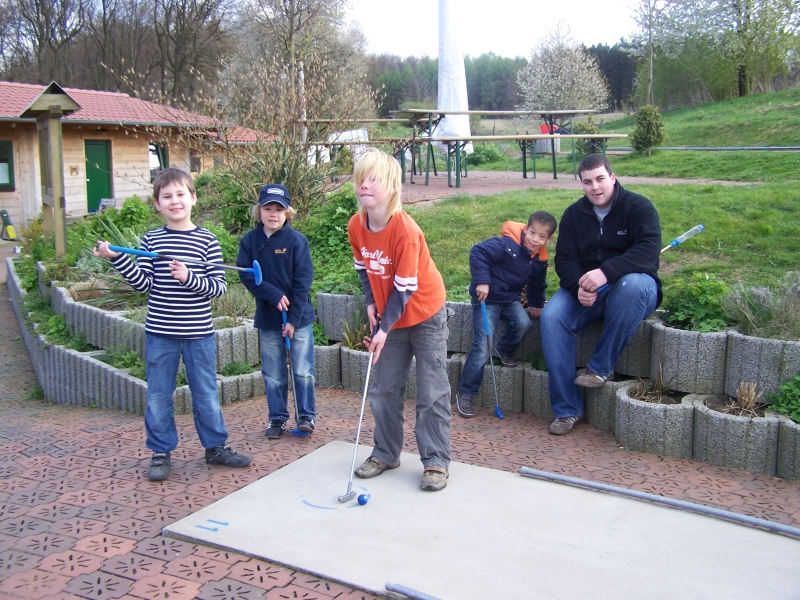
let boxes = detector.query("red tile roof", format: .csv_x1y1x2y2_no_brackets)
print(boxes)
0,81,262,142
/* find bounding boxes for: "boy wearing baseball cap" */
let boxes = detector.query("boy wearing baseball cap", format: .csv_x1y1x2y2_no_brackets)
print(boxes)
237,183,317,439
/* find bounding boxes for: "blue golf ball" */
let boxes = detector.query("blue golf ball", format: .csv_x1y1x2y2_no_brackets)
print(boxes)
357,494,370,505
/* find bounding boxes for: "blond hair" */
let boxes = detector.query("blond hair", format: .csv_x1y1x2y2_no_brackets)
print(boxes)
352,148,402,222
251,203,297,222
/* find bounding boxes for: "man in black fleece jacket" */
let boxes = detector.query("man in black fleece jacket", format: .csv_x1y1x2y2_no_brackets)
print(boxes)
541,154,662,435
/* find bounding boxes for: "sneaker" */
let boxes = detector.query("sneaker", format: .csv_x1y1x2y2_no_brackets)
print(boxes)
420,465,449,491
574,368,614,388
265,420,285,440
148,452,171,481
493,347,517,368
354,456,400,479
455,392,475,418
297,417,315,433
205,444,251,468
548,415,584,436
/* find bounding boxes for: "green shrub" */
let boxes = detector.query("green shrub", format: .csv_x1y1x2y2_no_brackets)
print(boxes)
662,272,730,332
312,321,330,345
467,145,503,166
220,361,258,377
768,374,800,423
117,196,155,230
573,118,602,157
630,105,666,155
723,272,800,341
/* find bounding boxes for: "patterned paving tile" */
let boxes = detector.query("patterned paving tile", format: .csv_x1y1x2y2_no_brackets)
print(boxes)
0,549,41,577
86,478,141,495
49,517,108,538
16,532,77,557
0,568,71,599
163,554,231,583
197,577,267,600
26,501,85,522
264,582,336,599
107,489,164,509
74,533,137,559
128,573,201,599
59,489,112,507
193,546,247,565
0,476,41,494
227,561,294,591
64,570,133,599
134,536,196,562
133,505,191,527
104,518,162,542
0,515,53,537
100,551,166,581
79,502,137,523
0,501,28,520
39,549,106,576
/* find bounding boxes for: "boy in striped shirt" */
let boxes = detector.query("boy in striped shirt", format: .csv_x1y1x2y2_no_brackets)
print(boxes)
94,168,250,481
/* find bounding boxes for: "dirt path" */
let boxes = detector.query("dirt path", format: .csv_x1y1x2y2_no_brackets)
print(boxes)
399,170,753,207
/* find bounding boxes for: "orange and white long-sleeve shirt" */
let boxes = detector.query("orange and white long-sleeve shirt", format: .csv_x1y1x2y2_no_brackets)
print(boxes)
348,210,446,332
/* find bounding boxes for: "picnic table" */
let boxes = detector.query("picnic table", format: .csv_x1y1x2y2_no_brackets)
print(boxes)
418,134,629,188
397,109,600,181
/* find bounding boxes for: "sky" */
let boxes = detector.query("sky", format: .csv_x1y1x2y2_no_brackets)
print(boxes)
347,0,638,59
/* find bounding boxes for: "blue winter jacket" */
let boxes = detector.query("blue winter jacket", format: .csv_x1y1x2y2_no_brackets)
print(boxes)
237,222,315,332
468,224,549,308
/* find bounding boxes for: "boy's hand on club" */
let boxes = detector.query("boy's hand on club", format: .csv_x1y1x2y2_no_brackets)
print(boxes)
527,306,542,318
282,322,295,340
276,295,290,311
93,241,120,259
476,284,489,302
366,303,380,332
365,328,387,364
169,260,189,284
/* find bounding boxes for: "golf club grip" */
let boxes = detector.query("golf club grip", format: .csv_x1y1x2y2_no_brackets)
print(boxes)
480,301,490,336
106,244,158,258
282,310,291,349
667,224,704,248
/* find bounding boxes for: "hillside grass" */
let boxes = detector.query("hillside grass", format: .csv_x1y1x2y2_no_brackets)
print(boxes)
407,183,799,301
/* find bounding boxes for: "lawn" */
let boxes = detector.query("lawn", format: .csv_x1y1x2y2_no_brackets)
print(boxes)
407,183,799,302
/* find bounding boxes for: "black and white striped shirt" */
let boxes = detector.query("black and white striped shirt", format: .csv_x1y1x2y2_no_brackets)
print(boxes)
112,226,227,339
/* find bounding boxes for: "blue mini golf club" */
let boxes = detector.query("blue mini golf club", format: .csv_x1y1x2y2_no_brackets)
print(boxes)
481,301,504,419
283,311,309,438
105,244,262,285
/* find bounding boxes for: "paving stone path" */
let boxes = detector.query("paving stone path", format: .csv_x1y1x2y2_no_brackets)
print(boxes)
1,172,796,599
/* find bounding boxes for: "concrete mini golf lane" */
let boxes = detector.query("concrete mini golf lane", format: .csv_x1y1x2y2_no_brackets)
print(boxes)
164,441,800,599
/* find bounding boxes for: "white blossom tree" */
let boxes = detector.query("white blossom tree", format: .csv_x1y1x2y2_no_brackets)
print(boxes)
516,23,609,112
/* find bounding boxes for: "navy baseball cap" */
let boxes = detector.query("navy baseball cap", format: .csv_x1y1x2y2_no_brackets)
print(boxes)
258,184,291,208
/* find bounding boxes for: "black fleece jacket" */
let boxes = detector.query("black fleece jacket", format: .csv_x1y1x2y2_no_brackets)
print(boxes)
555,181,663,306
237,223,315,332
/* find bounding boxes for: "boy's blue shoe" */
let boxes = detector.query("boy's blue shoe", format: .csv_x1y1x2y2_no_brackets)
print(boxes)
148,452,171,481
298,417,315,433
205,444,251,468
266,420,285,440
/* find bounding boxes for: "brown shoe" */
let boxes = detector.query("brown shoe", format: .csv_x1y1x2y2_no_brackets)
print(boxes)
548,415,584,436
574,368,614,388
420,465,449,491
354,456,400,479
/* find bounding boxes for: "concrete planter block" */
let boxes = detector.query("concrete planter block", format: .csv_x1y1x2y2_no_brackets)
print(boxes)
773,412,800,480
215,328,233,371
650,321,727,394
244,325,260,366
467,358,524,414
403,354,462,404
315,343,343,389
340,347,375,394
586,378,639,432
575,322,604,368
6,257,24,305
230,325,248,365
219,375,237,405
36,261,51,298
515,319,543,364
316,293,365,342
173,386,188,414
522,365,552,419
724,330,800,398
615,386,695,459
615,319,656,378
252,371,266,398
51,285,67,316
444,301,473,353
692,395,780,475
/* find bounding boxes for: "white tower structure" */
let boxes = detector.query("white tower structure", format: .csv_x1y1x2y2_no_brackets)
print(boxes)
436,0,472,153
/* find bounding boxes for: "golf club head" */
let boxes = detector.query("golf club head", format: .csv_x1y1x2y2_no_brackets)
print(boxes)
251,260,263,285
338,491,356,503
495,406,505,419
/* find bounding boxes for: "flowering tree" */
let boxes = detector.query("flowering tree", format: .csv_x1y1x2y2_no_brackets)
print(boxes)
516,23,610,113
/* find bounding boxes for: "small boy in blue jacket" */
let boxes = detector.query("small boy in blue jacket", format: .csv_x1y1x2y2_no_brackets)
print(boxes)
455,211,557,418
237,184,316,439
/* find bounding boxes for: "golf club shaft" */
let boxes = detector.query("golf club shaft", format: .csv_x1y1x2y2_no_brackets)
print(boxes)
282,311,307,436
106,244,250,274
481,302,502,415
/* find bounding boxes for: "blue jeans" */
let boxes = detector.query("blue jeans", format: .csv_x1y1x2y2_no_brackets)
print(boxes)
145,334,228,453
369,306,451,469
458,300,532,397
260,325,316,424
540,273,658,419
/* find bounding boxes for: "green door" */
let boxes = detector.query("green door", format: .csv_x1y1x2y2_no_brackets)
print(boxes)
85,140,112,212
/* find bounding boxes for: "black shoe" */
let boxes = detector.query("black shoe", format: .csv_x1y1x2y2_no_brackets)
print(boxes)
493,347,517,367
205,444,251,468
455,392,475,418
266,420,285,440
148,452,171,481
298,417,315,433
